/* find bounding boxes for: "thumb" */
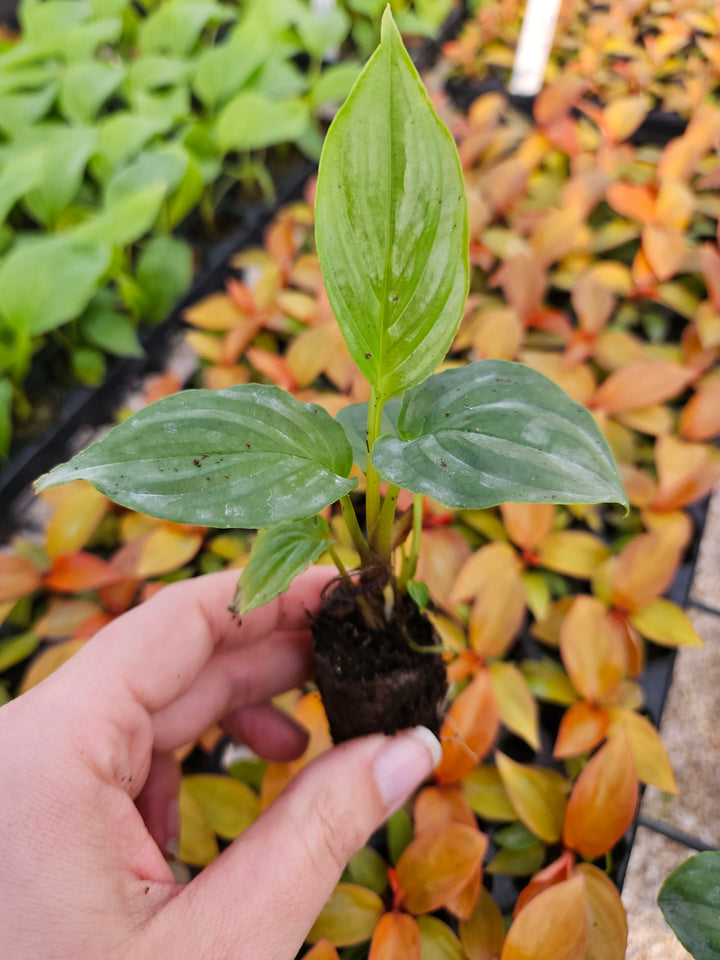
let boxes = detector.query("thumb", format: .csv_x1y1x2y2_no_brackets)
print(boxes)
149,728,441,960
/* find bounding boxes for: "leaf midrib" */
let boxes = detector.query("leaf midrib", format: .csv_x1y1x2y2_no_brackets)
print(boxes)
376,37,395,397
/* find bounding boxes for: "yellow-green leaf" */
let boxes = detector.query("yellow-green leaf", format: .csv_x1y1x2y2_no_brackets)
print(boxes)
490,661,540,750
178,782,219,867
182,774,260,840
496,752,568,844
629,600,703,648
307,884,384,947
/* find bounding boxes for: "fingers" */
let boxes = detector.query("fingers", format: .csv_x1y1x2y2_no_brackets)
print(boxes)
142,729,442,960
221,703,309,762
69,566,334,716
151,630,315,750
135,752,181,856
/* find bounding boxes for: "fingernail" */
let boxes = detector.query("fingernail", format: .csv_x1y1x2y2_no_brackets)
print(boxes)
165,837,179,858
373,726,442,812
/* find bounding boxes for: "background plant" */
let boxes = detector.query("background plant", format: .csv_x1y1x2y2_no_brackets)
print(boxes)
1,1,719,956
0,0,454,456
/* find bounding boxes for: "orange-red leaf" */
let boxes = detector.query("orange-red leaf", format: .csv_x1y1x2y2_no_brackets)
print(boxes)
608,707,676,793
0,553,42,602
571,273,615,335
642,226,690,282
560,596,626,703
495,752,568,844
512,850,575,917
464,545,526,658
43,552,122,592
563,731,638,860
414,786,477,835
680,381,720,440
592,361,695,414
397,823,487,916
500,503,554,552
653,435,720,510
610,531,682,612
606,182,655,225
554,701,611,759
501,875,587,960
304,940,341,960
435,669,499,785
369,913,421,960
576,863,628,960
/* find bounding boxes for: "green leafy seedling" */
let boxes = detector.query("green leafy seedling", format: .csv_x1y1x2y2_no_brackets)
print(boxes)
35,10,627,741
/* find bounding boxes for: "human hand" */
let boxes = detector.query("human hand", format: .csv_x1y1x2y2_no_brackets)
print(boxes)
0,567,440,960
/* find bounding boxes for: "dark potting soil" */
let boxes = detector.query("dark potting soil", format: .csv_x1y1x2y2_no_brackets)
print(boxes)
313,573,448,744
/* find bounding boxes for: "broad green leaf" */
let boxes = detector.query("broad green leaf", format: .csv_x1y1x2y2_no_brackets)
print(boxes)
216,91,309,154
192,24,270,111
336,398,401,470
310,62,362,110
659,852,720,960
486,844,545,876
126,56,191,94
0,236,110,336
22,126,97,226
93,113,171,182
234,516,331,614
106,146,188,206
73,183,167,247
35,385,357,528
0,148,45,224
315,9,468,399
20,0,91,41
372,361,628,510
134,236,193,323
293,6,350,61
79,303,143,358
253,58,308,101
0,86,58,137
139,0,234,56
59,60,125,123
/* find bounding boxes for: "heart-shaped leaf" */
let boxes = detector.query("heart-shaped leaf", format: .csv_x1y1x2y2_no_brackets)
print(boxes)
315,9,468,399
372,361,627,510
234,516,331,614
35,385,357,528
658,852,720,960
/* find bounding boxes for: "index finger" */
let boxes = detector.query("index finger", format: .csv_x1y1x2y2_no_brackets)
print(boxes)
65,565,336,715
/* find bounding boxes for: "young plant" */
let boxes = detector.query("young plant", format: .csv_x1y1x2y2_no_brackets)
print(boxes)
35,9,627,743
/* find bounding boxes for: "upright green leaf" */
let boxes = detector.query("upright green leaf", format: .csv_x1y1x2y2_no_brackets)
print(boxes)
134,236,193,323
216,91,309,154
35,385,357,528
138,0,234,56
372,361,628,510
0,236,110,336
659,852,720,960
234,516,331,614
59,61,125,123
315,8,468,399
22,126,97,226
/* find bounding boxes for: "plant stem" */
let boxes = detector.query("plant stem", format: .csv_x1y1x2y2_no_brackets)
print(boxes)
365,388,385,548
340,495,372,562
327,543,352,585
398,494,423,590
375,483,400,563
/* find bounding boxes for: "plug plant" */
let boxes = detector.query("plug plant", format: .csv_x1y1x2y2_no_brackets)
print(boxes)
35,9,626,742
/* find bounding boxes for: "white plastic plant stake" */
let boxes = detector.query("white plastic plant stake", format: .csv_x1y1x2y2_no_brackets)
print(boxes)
508,0,562,97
